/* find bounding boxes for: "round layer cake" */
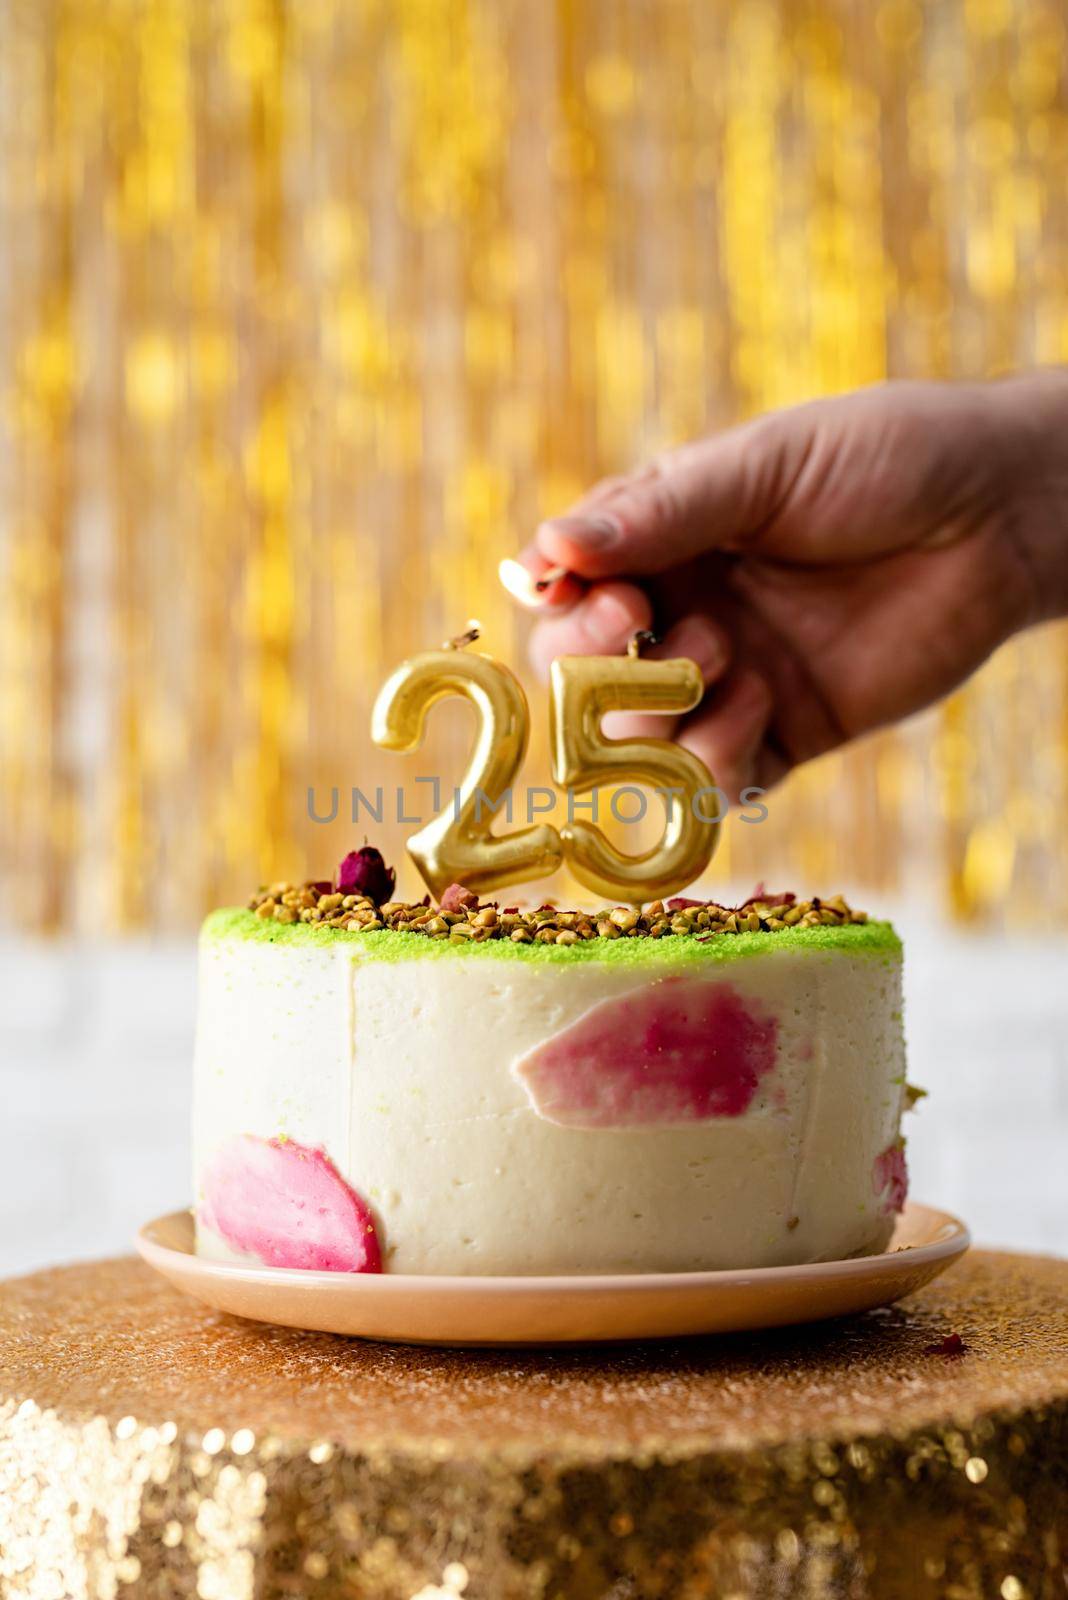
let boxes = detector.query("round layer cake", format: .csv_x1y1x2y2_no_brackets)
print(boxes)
193,877,911,1276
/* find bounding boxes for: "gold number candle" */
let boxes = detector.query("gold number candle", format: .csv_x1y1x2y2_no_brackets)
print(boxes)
549,636,720,902
371,629,562,898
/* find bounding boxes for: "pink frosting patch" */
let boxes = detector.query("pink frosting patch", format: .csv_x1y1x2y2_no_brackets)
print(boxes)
513,976,778,1129
199,1135,381,1272
872,1141,909,1215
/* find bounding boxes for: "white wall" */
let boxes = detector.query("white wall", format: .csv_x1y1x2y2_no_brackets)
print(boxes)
0,917,1064,1278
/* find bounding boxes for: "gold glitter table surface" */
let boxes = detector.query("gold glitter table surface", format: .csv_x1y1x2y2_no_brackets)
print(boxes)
1,1250,1066,1600
2,1251,1065,1453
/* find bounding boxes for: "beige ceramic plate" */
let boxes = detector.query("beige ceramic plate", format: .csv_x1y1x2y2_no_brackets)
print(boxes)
136,1203,969,1347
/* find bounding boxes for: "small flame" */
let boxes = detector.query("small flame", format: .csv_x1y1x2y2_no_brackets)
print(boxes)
498,557,570,607
497,557,540,606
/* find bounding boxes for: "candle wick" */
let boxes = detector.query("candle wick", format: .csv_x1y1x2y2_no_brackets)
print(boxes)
627,629,660,659
444,621,481,651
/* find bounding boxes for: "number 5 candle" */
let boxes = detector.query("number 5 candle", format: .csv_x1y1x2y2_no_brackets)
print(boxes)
549,633,720,902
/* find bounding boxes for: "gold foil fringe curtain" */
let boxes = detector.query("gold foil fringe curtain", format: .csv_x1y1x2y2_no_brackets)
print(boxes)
1,0,1067,933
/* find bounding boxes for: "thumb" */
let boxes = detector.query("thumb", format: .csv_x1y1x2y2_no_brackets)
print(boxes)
534,410,811,579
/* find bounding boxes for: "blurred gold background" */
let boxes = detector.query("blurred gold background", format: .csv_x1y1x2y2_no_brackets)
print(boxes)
2,0,1067,933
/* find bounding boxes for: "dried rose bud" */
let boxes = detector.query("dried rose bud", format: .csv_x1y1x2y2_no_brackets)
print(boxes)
310,880,332,896
667,897,707,911
440,883,479,913
739,883,795,908
923,1332,966,1357
336,847,396,906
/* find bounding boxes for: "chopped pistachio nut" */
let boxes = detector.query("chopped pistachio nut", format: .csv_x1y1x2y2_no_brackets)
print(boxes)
244,884,869,943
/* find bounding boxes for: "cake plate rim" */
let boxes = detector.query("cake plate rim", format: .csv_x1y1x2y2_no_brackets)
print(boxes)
135,1201,970,1346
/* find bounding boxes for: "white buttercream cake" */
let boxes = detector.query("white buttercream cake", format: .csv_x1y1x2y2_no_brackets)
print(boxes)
193,863,913,1277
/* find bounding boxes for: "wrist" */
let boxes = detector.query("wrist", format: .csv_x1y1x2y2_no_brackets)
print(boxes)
991,369,1068,626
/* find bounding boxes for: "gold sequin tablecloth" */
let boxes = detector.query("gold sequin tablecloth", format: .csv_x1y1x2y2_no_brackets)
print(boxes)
0,1252,1065,1600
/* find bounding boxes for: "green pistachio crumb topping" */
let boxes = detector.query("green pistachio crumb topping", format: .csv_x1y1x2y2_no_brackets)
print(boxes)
202,903,900,966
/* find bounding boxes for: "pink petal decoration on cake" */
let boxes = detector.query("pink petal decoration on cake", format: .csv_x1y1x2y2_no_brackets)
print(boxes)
512,976,778,1129
872,1141,909,1215
199,1135,382,1272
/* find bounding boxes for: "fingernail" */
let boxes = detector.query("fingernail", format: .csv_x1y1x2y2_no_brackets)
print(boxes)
690,641,726,681
580,591,634,648
672,622,728,680
542,513,622,551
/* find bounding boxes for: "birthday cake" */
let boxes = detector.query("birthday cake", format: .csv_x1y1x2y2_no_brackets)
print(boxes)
192,850,913,1276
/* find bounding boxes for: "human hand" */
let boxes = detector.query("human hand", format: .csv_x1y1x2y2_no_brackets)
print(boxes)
510,374,1068,799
